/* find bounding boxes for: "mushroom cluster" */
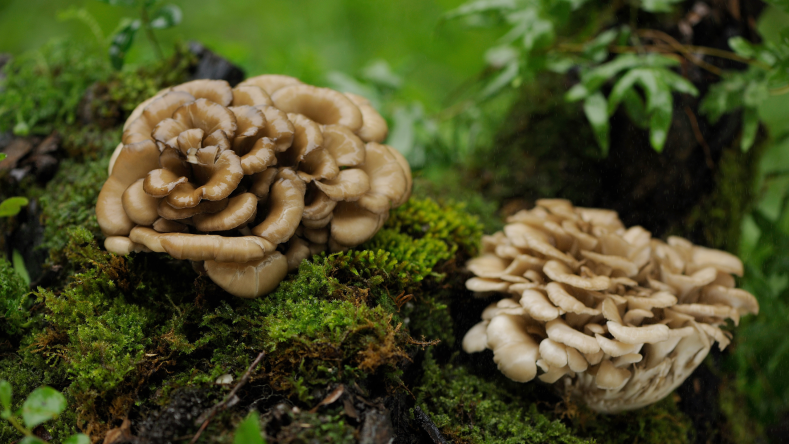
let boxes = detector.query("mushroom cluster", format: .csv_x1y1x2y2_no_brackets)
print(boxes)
462,199,758,413
96,75,411,298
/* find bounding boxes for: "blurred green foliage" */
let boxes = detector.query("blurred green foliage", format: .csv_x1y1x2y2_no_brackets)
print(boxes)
0,40,110,135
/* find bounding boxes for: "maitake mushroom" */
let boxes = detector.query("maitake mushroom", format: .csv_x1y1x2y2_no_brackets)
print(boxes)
462,199,758,413
97,76,411,299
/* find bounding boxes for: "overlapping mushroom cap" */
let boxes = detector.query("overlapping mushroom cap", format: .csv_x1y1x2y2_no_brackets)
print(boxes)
462,199,758,413
97,76,411,299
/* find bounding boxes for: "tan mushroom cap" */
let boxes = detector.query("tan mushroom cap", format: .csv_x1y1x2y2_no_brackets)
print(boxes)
539,338,568,368
148,149,245,209
520,290,560,321
158,197,228,220
595,359,631,390
302,212,334,230
545,318,600,354
205,252,288,299
122,90,196,146
544,260,609,291
272,84,363,132
228,105,266,153
172,79,233,106
383,145,412,207
606,321,670,344
330,200,386,247
278,113,323,166
232,85,273,107
152,218,188,233
700,285,759,315
193,193,258,232
344,92,388,143
486,314,539,382
546,283,601,316
122,179,160,226
302,187,337,220
250,167,279,202
321,124,366,167
297,147,339,183
285,236,312,271
313,168,370,201
462,320,490,354
105,236,150,255
152,98,238,144
689,246,744,276
256,106,295,152
251,169,307,244
97,140,162,236
98,74,409,300
129,226,276,263
357,142,408,214
239,74,303,95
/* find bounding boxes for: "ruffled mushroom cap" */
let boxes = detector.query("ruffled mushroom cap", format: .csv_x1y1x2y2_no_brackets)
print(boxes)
97,75,411,299
272,85,363,132
461,199,759,413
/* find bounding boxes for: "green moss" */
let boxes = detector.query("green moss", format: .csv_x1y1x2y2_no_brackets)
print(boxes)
0,39,109,135
677,139,764,251
83,43,197,127
570,398,691,444
0,342,74,442
0,257,31,337
264,407,356,444
416,351,591,444
38,153,112,257
382,197,483,259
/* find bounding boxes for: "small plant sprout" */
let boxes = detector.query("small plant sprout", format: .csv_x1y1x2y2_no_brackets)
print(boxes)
0,380,89,444
98,0,183,69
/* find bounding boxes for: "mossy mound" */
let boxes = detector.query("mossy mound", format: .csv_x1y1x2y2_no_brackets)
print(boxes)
0,40,700,443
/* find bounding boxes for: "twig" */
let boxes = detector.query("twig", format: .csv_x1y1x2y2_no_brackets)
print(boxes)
414,406,448,444
683,106,715,170
636,29,722,75
189,351,266,444
140,6,164,60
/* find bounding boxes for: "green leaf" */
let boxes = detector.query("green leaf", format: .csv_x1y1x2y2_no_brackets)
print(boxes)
19,437,46,444
234,411,264,444
108,19,140,70
607,68,641,115
583,92,610,155
0,196,29,217
443,0,516,20
0,153,6,161
655,68,698,96
95,0,137,5
565,54,649,102
741,106,759,152
149,4,182,29
484,45,519,68
649,99,673,152
0,380,12,412
64,434,91,444
480,60,519,99
21,386,66,428
12,249,29,286
640,0,683,13
583,28,618,63
728,36,756,58
622,88,650,129
361,60,402,89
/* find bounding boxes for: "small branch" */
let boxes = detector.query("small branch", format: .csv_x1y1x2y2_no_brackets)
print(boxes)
189,351,266,444
140,6,164,60
414,406,448,444
683,106,715,170
7,415,33,439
